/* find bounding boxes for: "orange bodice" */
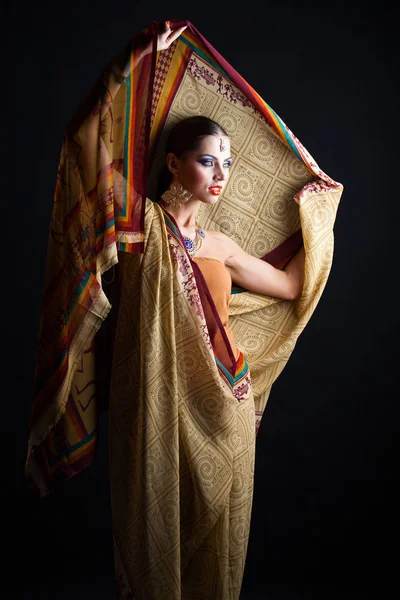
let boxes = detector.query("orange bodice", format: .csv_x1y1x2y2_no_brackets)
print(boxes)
192,257,240,360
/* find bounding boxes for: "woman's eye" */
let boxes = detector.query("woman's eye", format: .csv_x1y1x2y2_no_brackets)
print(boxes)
198,159,232,168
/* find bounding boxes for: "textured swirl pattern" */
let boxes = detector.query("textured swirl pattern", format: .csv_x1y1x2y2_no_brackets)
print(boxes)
26,25,343,600
217,105,254,148
111,203,256,600
278,150,313,184
174,79,219,118
246,126,283,173
110,49,342,600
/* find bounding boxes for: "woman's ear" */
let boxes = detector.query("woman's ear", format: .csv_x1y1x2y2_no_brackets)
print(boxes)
165,152,179,176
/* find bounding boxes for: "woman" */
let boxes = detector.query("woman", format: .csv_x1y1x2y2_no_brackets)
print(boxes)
26,20,342,600
156,114,305,304
107,112,305,600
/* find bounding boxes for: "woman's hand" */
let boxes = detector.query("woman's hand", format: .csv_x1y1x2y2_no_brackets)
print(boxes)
156,21,187,51
114,21,187,83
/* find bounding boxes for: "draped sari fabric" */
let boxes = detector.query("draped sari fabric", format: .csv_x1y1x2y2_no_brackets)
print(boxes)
111,202,255,599
26,18,343,599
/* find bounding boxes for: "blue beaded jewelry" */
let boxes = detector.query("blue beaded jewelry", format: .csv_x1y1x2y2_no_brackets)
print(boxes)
183,223,206,257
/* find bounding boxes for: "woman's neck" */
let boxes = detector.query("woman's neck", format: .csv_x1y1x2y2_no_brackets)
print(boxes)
160,199,202,231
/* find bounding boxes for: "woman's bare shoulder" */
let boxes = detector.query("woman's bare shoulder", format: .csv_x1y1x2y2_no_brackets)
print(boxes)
205,229,231,243
206,229,240,250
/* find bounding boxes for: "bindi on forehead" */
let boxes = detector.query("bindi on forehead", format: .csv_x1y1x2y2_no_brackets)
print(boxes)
219,137,228,152
195,135,230,156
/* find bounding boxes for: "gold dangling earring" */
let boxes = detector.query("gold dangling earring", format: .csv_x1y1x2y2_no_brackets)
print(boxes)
161,181,193,209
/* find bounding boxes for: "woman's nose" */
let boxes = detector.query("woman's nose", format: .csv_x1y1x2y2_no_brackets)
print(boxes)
214,164,228,180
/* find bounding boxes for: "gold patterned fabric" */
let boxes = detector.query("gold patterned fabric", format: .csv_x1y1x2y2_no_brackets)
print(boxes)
25,20,343,600
148,51,342,432
110,201,255,599
110,49,342,598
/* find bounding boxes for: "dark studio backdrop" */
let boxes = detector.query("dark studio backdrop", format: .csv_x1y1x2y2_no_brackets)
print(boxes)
8,0,399,598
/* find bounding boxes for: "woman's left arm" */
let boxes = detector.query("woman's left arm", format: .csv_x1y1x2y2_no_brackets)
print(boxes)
223,233,305,300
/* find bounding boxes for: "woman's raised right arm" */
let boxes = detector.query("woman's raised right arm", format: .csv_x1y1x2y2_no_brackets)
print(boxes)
69,21,186,192
107,21,187,106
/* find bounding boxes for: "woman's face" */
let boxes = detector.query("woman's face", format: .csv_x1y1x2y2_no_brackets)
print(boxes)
167,134,232,205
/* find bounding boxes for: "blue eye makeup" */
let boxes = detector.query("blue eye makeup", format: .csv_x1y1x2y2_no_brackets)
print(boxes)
198,158,214,167
197,156,233,168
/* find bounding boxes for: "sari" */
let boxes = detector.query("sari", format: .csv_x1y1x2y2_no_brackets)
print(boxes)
25,19,343,599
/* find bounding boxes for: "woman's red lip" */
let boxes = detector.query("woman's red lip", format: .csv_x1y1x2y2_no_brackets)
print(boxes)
209,186,222,196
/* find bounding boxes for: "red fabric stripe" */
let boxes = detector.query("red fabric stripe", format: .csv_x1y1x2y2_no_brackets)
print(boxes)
262,228,304,267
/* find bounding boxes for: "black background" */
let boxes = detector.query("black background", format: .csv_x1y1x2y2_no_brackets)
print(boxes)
8,0,399,598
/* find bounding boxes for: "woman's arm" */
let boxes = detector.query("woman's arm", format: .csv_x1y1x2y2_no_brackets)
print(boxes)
221,232,305,300
73,22,186,192
106,22,187,109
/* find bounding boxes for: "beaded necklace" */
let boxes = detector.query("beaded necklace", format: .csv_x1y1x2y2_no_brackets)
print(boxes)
183,222,206,257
